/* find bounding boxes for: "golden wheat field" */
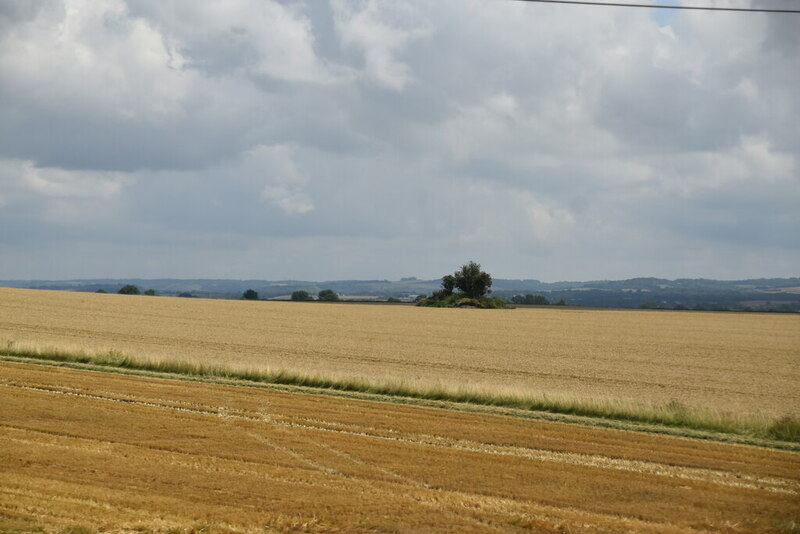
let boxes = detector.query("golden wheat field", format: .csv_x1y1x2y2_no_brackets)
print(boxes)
1,287,798,417
2,362,799,533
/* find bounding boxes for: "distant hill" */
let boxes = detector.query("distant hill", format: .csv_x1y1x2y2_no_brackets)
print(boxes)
1,277,798,312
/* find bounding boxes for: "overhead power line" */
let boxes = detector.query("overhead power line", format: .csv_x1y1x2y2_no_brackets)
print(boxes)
513,0,800,13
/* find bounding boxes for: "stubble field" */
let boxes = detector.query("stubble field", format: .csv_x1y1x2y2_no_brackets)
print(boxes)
1,287,798,417
2,361,799,533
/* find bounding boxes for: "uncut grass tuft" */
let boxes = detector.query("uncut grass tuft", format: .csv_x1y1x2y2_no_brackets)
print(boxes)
768,415,800,442
1,340,795,444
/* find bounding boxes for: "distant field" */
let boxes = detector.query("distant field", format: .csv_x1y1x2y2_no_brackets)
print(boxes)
2,362,798,533
1,287,798,417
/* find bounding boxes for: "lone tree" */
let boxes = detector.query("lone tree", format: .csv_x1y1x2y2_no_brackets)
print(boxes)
453,261,492,298
118,284,140,295
291,290,313,301
318,289,340,302
242,289,259,300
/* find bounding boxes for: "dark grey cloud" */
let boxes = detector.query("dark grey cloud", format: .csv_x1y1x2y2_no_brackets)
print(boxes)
0,99,260,172
0,0,797,281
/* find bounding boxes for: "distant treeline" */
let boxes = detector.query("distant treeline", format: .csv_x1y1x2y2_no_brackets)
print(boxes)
2,277,798,312
496,289,800,313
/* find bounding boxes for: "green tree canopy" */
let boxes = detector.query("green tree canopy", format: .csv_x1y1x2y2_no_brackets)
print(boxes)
242,289,259,300
418,262,503,308
118,284,140,295
291,290,313,301
441,274,456,295
453,261,492,299
317,289,340,302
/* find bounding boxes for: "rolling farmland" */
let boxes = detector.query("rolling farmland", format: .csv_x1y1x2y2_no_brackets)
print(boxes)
2,362,799,533
1,287,799,532
1,287,798,416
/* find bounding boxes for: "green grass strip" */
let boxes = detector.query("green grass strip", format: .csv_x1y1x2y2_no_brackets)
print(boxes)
1,342,798,445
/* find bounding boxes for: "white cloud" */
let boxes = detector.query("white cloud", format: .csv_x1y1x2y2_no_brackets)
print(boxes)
456,184,575,245
22,163,129,199
332,0,429,90
249,145,315,215
129,0,347,84
0,0,196,119
0,158,131,199
0,157,133,226
261,185,314,215
648,136,797,198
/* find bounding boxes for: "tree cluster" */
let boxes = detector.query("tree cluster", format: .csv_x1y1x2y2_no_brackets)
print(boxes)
291,290,313,301
417,262,507,309
317,289,340,302
242,289,259,300
511,294,549,305
291,289,340,302
115,285,156,296
511,294,567,306
118,284,140,295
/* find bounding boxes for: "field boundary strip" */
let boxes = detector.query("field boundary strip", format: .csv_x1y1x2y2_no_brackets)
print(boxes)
1,352,798,452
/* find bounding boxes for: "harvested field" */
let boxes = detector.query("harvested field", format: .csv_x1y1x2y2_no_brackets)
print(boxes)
1,287,799,418
1,361,799,533
2,287,799,418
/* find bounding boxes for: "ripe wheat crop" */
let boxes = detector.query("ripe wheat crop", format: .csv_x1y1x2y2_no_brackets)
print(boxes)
1,287,798,420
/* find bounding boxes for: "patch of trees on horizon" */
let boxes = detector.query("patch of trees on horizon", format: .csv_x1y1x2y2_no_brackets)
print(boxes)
114,285,156,296
291,289,340,302
242,289,258,300
317,289,340,302
510,294,566,306
417,262,509,309
291,290,313,301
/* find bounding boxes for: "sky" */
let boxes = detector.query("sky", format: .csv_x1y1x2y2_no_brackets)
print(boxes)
0,0,798,282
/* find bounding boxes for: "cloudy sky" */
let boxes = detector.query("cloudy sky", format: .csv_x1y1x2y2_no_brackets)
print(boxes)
0,0,798,282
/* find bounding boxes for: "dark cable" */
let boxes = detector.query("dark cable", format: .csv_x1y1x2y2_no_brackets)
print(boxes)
512,0,800,13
